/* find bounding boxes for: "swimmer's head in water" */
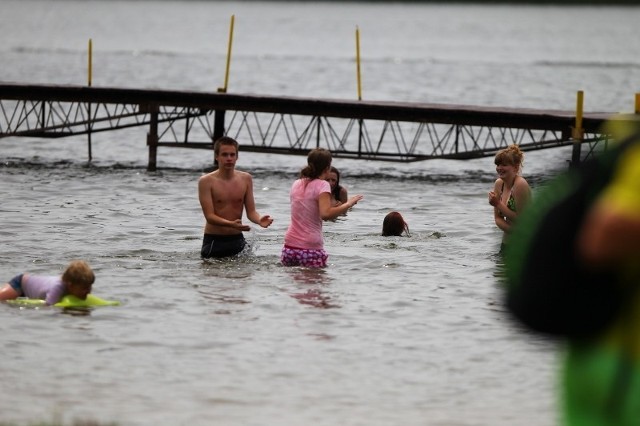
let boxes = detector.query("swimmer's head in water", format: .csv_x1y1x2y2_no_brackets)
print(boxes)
382,211,410,236
62,260,95,300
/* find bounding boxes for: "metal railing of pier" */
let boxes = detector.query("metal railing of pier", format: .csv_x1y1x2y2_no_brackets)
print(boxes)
0,83,619,170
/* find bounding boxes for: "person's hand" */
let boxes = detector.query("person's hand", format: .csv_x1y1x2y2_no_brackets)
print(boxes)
348,194,364,208
230,219,251,231
259,215,273,228
488,191,499,207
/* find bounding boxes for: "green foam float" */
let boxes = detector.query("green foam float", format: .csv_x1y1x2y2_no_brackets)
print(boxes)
55,294,120,307
6,294,120,307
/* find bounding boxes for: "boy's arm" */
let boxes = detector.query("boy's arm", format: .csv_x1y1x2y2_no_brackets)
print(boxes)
243,173,273,228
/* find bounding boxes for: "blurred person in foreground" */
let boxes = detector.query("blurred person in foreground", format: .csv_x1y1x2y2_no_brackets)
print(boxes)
563,121,640,426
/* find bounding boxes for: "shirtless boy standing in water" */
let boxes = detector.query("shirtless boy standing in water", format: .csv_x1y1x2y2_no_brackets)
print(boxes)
198,137,273,258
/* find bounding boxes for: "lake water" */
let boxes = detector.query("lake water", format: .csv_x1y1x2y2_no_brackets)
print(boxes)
2,1,640,425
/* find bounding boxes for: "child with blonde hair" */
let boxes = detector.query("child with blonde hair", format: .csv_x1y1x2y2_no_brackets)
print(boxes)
0,260,95,305
488,144,532,249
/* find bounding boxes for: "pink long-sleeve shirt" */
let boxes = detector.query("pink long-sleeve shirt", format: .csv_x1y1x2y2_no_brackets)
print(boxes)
284,178,331,250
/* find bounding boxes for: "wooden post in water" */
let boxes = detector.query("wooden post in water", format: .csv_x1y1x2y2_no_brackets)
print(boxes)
87,38,93,162
212,107,226,169
635,93,640,114
146,104,159,172
213,109,226,142
570,90,584,167
316,116,321,148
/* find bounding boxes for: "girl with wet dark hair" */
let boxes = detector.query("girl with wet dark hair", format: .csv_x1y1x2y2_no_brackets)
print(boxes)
382,211,410,236
326,166,348,206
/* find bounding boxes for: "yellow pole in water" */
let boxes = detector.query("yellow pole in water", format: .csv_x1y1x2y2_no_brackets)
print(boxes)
356,26,362,101
573,90,584,141
88,38,93,86
87,38,93,162
356,26,363,155
220,15,235,93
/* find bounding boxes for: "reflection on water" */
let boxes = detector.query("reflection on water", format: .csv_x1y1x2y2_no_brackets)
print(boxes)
60,307,93,317
288,267,330,286
291,288,337,309
200,258,256,280
287,267,338,309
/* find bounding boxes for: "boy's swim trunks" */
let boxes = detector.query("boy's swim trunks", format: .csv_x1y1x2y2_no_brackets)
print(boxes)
201,234,246,259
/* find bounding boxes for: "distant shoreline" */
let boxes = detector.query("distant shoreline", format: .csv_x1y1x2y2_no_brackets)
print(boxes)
287,0,640,4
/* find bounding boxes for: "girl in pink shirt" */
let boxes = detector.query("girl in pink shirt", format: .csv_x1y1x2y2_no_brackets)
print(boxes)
281,148,364,267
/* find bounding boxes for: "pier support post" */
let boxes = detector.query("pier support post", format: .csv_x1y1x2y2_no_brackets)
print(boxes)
146,104,159,172
212,87,228,170
87,103,93,162
570,137,582,167
212,109,226,170
213,109,226,142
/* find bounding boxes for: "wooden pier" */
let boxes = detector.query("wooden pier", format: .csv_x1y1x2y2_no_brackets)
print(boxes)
0,83,631,171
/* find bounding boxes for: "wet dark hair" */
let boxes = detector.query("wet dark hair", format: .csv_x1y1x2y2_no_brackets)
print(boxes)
213,136,239,156
382,211,410,236
329,166,344,201
300,148,332,180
